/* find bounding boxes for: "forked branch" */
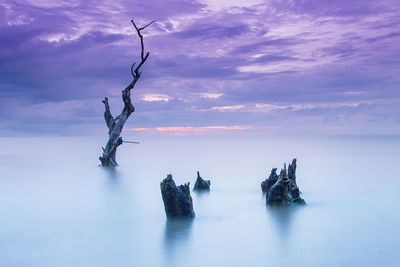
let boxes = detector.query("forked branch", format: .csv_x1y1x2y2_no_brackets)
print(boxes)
121,19,156,113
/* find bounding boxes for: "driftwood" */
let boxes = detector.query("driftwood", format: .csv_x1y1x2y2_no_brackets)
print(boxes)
99,19,155,167
262,159,306,206
193,171,211,191
160,174,195,218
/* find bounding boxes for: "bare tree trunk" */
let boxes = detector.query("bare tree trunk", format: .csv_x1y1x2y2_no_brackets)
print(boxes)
99,19,155,167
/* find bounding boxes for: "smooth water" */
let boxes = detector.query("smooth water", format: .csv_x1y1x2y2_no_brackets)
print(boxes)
0,136,399,267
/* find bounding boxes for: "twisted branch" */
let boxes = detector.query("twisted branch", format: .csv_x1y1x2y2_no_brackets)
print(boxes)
100,19,155,167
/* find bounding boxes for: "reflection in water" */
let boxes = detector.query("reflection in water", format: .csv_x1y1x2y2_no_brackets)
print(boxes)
266,205,302,239
266,206,304,263
163,219,194,262
261,192,266,201
101,167,121,188
102,166,120,179
193,189,210,198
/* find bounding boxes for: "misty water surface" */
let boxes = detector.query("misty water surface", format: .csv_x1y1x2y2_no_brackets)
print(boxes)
0,136,399,267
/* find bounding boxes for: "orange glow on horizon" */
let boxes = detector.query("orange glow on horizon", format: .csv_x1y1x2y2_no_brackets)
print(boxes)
126,125,255,136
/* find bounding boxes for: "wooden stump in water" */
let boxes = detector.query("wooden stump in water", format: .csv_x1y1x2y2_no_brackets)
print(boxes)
160,174,195,218
193,171,211,191
262,159,306,206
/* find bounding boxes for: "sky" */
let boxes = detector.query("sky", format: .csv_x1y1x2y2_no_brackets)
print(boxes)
1,0,400,136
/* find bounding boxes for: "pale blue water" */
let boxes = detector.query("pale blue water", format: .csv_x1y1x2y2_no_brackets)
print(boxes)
0,136,399,267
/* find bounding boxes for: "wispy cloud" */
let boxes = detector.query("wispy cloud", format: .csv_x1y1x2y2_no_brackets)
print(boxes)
142,94,171,102
0,0,399,135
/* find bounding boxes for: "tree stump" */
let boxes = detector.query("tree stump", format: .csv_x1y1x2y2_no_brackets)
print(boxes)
160,174,195,218
193,171,211,191
262,159,306,206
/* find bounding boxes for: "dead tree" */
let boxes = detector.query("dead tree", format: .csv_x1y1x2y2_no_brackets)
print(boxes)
99,19,155,167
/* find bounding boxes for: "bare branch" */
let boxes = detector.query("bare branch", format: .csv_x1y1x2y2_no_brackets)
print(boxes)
131,19,139,31
122,19,154,111
139,20,156,31
102,97,114,130
130,19,154,63
130,62,136,78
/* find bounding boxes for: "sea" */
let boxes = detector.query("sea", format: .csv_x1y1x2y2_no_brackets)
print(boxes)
0,135,399,266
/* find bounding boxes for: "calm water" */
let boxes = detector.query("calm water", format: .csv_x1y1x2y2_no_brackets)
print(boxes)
0,135,399,267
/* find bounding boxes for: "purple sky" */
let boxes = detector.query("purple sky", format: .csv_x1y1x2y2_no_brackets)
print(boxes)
1,0,400,136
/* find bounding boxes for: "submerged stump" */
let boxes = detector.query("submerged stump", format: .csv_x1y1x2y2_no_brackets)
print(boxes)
160,174,195,218
193,171,211,191
262,159,306,206
261,168,278,193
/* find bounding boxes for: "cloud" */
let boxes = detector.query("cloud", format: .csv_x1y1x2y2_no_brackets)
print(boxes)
142,94,171,102
173,23,249,40
211,105,244,111
199,92,223,99
0,0,399,135
270,0,397,18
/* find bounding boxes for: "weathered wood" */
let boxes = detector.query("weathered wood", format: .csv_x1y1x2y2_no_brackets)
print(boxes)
99,19,154,167
161,174,195,218
262,159,306,206
261,168,278,193
123,141,140,144
193,171,211,191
